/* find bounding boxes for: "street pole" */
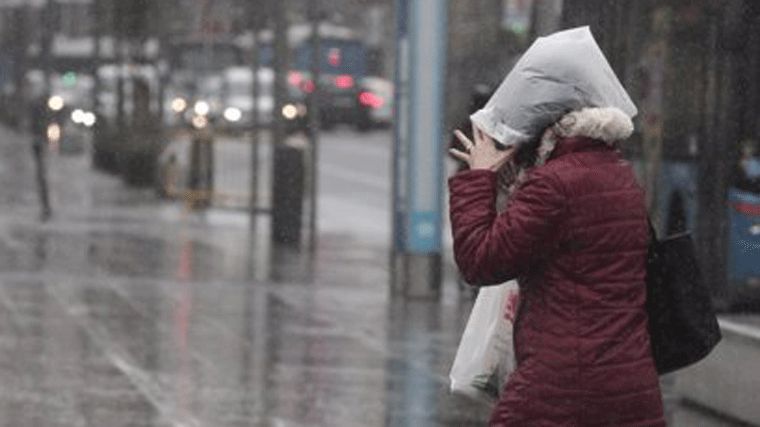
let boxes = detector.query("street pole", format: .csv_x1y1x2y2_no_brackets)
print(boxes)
91,0,101,118
272,0,287,153
249,19,262,218
270,0,305,246
306,1,321,255
530,0,564,38
115,2,126,151
391,0,409,295
391,0,448,298
9,5,28,129
35,0,53,220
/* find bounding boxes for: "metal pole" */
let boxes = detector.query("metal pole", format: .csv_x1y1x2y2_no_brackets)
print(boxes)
91,0,101,116
530,0,564,38
115,3,126,147
391,0,409,294
35,0,53,220
10,5,28,130
271,0,287,153
249,27,261,217
270,0,304,246
392,0,448,298
306,1,321,254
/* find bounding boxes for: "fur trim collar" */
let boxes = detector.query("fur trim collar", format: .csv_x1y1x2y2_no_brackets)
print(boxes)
554,107,633,144
496,106,634,209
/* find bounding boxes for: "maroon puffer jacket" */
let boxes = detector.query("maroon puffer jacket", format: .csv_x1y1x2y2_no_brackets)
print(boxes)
449,137,666,427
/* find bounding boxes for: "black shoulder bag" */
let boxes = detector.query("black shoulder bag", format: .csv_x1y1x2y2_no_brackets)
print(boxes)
646,219,722,375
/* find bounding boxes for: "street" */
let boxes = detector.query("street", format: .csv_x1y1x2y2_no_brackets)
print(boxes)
0,124,757,426
166,128,398,244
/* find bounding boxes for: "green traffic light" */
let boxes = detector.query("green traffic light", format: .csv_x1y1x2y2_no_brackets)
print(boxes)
62,71,77,86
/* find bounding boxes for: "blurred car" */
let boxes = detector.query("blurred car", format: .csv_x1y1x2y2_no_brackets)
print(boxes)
358,76,393,130
218,66,274,134
26,69,97,155
283,71,394,132
164,66,278,135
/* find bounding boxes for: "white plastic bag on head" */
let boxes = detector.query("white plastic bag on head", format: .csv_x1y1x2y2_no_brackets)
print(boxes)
449,280,519,403
470,26,637,147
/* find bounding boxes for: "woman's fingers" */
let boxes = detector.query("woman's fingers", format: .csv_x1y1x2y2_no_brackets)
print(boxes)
453,130,474,151
449,148,470,163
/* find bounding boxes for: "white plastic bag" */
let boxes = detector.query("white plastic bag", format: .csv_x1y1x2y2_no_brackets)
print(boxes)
449,280,519,402
470,26,637,148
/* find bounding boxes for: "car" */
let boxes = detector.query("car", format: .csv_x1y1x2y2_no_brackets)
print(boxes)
26,69,97,155
357,75,393,130
163,66,278,135
218,66,274,134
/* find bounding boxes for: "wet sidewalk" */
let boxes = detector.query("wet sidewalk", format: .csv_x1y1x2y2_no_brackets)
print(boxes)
0,125,492,426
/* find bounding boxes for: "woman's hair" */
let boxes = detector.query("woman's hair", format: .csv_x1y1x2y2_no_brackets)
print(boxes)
512,134,543,170
494,125,552,211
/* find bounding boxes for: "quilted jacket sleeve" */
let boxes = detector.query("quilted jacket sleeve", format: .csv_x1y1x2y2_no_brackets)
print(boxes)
448,167,566,286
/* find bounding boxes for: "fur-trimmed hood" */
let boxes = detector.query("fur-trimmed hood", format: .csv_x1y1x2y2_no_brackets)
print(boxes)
495,106,633,206
554,107,634,145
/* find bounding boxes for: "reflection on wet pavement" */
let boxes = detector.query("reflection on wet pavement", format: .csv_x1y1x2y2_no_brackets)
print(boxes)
0,211,494,426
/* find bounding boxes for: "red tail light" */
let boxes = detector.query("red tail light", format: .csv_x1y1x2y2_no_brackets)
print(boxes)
359,92,384,109
730,201,760,216
335,75,354,89
288,71,303,86
301,80,315,94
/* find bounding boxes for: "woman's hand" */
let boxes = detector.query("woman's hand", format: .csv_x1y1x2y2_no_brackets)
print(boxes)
449,125,515,171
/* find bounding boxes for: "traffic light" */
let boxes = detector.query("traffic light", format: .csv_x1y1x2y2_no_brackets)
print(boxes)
62,71,77,87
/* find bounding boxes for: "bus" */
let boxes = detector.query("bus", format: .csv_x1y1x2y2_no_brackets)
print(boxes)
563,0,760,310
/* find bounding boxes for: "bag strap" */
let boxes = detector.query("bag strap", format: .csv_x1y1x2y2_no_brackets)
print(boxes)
648,216,692,243
647,216,658,243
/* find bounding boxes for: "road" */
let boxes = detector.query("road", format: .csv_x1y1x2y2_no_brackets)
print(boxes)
170,128,397,245
314,128,394,245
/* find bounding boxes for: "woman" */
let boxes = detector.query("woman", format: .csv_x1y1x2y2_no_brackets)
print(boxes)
448,27,666,427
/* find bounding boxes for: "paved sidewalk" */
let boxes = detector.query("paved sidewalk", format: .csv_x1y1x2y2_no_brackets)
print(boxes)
0,124,492,426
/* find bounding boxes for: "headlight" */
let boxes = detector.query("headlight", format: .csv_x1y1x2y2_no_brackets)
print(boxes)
48,95,65,111
171,97,187,113
71,109,85,124
70,109,96,127
47,123,61,143
82,112,96,127
281,103,307,120
282,104,298,120
191,114,209,129
223,107,242,122
194,101,210,116
750,224,760,236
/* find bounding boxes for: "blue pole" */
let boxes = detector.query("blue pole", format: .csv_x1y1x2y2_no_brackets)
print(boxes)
391,0,448,298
